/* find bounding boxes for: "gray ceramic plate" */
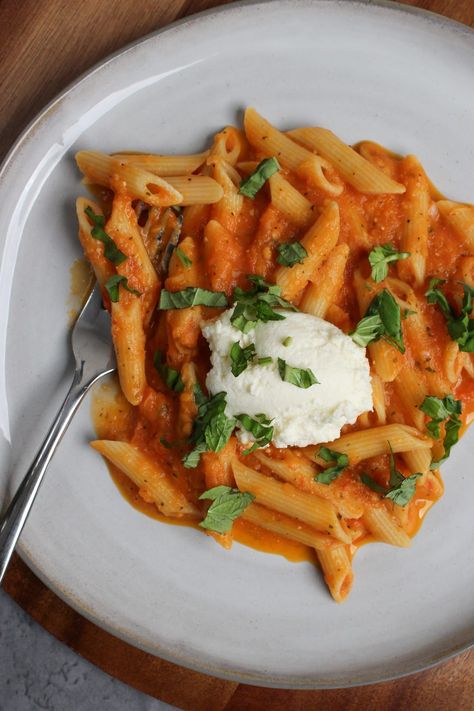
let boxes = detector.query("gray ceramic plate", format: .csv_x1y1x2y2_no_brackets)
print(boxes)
0,0,473,688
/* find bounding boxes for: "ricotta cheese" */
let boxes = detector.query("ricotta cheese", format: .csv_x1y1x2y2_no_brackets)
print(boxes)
201,309,373,448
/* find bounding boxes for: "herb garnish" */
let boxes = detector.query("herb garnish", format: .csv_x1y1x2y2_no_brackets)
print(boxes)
199,486,255,534
239,157,280,199
277,358,318,388
419,394,462,468
230,342,256,377
315,447,349,484
104,275,141,303
175,247,192,268
230,275,297,334
159,287,228,310
360,444,421,506
236,413,274,455
257,356,273,365
426,278,474,352
84,206,127,266
153,350,184,393
368,243,410,283
350,288,405,352
183,390,236,468
276,241,308,268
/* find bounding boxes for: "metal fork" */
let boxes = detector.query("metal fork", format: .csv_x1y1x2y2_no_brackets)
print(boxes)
0,284,115,583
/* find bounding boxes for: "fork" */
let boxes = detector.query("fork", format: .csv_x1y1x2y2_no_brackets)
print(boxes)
0,284,115,583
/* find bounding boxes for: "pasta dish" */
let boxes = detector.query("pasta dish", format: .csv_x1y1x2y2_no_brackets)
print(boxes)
75,108,474,602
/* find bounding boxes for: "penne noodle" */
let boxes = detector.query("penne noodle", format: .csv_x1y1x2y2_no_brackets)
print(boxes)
76,150,183,207
269,172,315,227
232,459,351,543
112,151,209,176
397,155,430,287
274,200,340,301
76,197,115,288
91,440,198,517
317,546,354,602
165,175,224,205
364,506,411,547
299,243,349,317
305,424,433,465
111,296,146,406
288,127,405,194
437,199,474,252
244,107,313,170
241,503,341,551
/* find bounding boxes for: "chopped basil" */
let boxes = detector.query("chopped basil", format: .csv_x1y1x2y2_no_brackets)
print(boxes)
84,206,127,266
360,445,421,506
350,288,405,352
426,278,474,352
183,391,235,468
239,157,280,199
230,275,297,334
315,447,349,484
276,241,308,268
277,358,318,388
360,472,387,495
153,350,184,393
419,394,462,468
236,413,274,455
257,356,272,365
282,336,292,347
175,247,192,268
104,275,141,303
199,485,255,534
229,342,256,377
349,314,384,348
159,287,227,310
368,242,410,283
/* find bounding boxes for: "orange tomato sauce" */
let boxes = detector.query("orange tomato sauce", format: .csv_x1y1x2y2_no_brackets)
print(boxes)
88,129,474,573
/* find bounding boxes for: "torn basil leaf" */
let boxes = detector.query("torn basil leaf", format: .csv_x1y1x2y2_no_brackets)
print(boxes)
277,358,318,388
153,350,184,393
368,242,410,283
239,157,280,199
236,413,274,455
159,287,227,310
315,447,349,484
84,206,127,266
276,241,308,268
104,275,141,303
199,486,255,534
419,394,462,468
230,275,297,334
229,342,256,377
426,278,474,353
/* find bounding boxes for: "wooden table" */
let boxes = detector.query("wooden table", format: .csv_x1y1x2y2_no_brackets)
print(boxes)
1,1,473,709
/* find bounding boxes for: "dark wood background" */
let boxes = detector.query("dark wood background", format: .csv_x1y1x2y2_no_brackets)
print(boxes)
1,1,473,708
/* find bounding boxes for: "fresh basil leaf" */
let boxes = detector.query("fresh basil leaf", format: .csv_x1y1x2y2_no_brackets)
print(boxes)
277,358,318,388
350,314,384,348
159,287,227,310
104,275,141,303
426,279,474,352
175,247,192,268
183,391,235,468
385,473,422,506
420,394,462,468
360,472,387,495
153,350,184,393
230,342,256,377
84,206,127,266
315,447,349,484
239,157,280,199
193,382,207,407
236,413,274,454
368,242,410,283
276,241,308,267
199,486,255,534
230,275,297,334
257,356,272,365
366,289,405,352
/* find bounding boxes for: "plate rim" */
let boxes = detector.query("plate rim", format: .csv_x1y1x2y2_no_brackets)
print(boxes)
1,0,474,689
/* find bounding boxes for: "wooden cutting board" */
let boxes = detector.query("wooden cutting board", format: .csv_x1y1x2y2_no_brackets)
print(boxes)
1,1,474,709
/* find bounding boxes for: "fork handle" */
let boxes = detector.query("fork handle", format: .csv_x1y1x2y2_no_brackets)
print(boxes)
0,365,100,583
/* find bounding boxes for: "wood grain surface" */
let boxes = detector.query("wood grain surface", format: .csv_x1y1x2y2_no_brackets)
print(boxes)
1,1,474,709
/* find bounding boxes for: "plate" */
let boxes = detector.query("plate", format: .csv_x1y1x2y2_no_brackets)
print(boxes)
0,0,473,688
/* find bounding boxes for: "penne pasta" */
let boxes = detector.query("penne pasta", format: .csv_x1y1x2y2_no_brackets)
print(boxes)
299,243,349,317
91,440,198,517
112,151,209,176
244,107,313,170
111,296,146,406
364,506,411,547
269,172,315,227
317,546,354,602
274,200,340,301
397,155,430,286
437,199,474,252
232,459,351,543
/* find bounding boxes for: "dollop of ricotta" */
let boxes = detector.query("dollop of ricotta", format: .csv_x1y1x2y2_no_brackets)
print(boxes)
201,309,373,448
